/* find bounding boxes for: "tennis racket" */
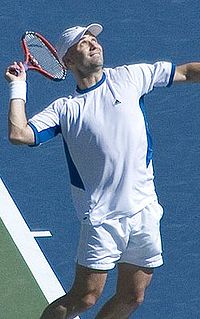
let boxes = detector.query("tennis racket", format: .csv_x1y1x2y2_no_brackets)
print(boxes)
18,31,67,81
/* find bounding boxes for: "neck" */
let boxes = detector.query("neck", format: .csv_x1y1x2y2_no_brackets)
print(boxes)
73,68,103,90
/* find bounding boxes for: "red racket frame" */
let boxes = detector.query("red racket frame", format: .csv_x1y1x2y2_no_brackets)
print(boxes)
21,31,66,81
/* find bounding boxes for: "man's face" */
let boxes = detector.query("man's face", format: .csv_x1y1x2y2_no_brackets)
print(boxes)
63,32,103,74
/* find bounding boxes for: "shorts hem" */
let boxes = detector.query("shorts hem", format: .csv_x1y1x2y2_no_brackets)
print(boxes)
77,260,115,271
118,257,163,268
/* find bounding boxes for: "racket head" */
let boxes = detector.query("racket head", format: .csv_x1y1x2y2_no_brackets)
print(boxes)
21,31,67,81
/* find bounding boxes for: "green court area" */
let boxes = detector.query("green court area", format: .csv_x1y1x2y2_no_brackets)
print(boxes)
0,219,48,319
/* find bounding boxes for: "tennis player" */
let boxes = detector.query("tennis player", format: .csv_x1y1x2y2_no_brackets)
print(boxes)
5,23,200,319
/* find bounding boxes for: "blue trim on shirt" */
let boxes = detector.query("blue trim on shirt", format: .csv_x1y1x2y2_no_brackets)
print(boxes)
28,122,61,146
28,122,40,146
63,139,85,190
167,63,176,87
28,122,84,190
139,96,153,167
76,72,106,94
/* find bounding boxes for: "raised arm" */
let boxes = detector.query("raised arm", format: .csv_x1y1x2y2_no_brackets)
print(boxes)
5,62,35,145
174,62,200,83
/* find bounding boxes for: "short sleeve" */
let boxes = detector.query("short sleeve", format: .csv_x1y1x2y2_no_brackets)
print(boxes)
125,61,176,96
28,98,65,146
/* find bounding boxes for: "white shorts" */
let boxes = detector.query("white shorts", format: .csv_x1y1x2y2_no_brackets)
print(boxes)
77,201,164,270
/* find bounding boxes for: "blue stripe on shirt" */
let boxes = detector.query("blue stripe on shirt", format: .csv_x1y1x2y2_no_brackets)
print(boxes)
63,140,85,190
167,63,176,87
28,122,61,146
139,63,175,166
28,122,85,190
139,96,153,167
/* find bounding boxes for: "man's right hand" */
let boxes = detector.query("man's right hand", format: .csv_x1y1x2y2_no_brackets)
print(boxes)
5,62,26,82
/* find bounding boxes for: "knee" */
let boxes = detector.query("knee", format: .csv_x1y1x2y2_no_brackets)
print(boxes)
131,293,145,308
80,292,99,309
40,304,67,319
117,289,145,310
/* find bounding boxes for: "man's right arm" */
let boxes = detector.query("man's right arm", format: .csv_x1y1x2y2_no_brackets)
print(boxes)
5,62,35,145
8,98,35,145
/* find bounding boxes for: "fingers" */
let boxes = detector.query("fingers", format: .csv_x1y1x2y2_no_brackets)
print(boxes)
5,61,26,82
8,62,19,75
8,61,26,75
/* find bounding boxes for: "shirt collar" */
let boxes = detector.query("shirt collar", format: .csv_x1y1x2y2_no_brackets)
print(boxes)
76,72,106,94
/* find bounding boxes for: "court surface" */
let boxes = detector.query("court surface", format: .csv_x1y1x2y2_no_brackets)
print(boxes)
1,0,200,318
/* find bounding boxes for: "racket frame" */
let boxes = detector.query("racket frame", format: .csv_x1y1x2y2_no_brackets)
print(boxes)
21,31,67,81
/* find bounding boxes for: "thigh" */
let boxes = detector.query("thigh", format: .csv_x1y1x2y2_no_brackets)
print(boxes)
116,263,153,297
70,264,108,298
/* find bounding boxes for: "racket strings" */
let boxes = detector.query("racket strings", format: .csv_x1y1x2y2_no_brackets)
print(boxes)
25,33,65,80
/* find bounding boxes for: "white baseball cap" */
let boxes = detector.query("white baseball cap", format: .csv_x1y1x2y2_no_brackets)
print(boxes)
56,23,103,63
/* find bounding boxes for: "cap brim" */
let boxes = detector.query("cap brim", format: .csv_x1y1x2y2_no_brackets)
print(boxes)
67,23,103,52
85,23,103,37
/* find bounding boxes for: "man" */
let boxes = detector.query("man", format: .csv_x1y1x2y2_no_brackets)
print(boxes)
5,23,200,319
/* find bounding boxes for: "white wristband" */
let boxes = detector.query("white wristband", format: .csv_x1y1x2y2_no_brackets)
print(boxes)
9,81,27,103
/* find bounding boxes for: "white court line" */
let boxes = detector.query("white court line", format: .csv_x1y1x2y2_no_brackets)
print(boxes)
0,178,80,319
31,231,52,237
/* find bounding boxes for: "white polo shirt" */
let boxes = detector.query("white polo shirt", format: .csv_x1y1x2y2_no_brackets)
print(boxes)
29,61,175,225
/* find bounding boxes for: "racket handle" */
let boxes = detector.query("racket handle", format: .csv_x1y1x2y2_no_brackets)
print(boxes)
14,63,28,76
23,63,28,71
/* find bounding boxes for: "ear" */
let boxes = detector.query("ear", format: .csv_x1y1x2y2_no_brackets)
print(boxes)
62,54,74,70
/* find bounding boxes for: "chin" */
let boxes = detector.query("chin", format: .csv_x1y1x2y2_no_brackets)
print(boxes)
92,54,103,64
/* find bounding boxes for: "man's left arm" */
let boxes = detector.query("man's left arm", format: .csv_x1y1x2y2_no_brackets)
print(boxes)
174,62,200,83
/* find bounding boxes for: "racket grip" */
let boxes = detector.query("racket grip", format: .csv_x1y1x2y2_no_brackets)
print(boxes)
14,63,28,76
23,63,28,71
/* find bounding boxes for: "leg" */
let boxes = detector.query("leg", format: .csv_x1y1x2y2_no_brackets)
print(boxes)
95,263,154,319
95,201,163,319
40,264,107,319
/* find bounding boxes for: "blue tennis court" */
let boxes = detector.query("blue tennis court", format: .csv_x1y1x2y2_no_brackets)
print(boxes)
1,0,200,318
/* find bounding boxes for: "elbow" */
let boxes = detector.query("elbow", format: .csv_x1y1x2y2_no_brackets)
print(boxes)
9,133,23,145
8,129,27,145
8,124,35,145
